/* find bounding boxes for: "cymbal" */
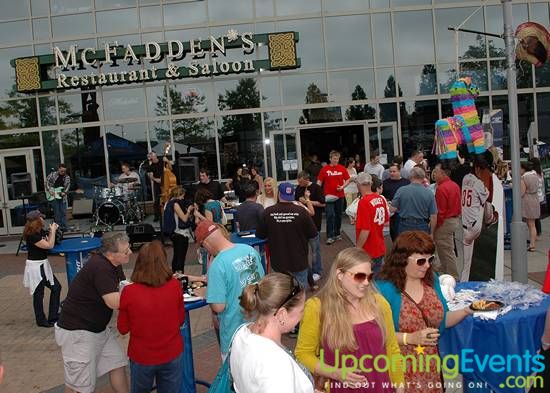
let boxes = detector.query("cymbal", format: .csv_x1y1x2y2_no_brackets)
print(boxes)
117,177,138,184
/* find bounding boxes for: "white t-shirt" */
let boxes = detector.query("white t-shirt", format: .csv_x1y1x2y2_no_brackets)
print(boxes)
230,325,314,393
344,167,358,194
402,159,416,179
364,162,385,180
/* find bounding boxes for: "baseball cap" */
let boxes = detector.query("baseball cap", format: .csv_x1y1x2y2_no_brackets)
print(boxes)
278,182,295,201
195,220,218,244
26,210,45,220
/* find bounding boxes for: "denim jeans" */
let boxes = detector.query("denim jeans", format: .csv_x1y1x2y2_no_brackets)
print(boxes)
52,199,67,230
130,352,183,393
33,264,61,324
309,233,322,275
325,198,344,239
397,218,429,235
273,266,309,290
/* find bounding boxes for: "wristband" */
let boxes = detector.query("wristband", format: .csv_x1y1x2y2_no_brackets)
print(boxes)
403,333,408,346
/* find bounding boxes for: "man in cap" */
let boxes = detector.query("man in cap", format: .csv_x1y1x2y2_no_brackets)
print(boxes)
256,182,318,290
195,220,264,361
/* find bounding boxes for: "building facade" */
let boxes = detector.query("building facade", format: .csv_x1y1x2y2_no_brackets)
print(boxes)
0,0,549,234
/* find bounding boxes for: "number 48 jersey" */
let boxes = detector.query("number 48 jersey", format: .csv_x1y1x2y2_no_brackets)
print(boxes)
461,173,489,227
355,193,390,259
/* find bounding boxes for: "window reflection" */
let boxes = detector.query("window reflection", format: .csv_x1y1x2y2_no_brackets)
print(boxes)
256,0,274,17
397,65,437,97
0,20,31,45
391,0,429,5
400,100,439,158
217,78,260,110
0,0,29,20
209,0,253,21
51,0,91,15
486,4,527,58
325,15,372,69
329,70,374,103
42,130,62,176
435,7,485,63
0,98,38,129
492,94,534,152
370,0,389,7
102,87,146,120
33,18,51,41
95,0,136,9
0,46,33,100
276,0,321,16
96,9,139,35
282,73,327,106
39,97,57,126
260,76,281,108
146,85,167,116
140,6,162,29
31,0,49,16
535,62,550,88
530,3,549,27
170,83,211,114
323,0,369,13
52,13,94,39
277,19,324,71
372,13,393,66
164,2,207,27
394,10,434,66
376,68,399,99
537,93,550,143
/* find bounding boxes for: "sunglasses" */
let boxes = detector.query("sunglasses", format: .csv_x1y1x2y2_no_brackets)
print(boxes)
409,255,435,266
274,275,302,315
345,271,374,283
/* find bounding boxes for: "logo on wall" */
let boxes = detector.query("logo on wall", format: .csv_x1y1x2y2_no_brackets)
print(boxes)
11,30,300,93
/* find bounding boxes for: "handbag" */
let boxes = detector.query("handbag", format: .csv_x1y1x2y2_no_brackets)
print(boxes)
345,196,360,219
208,324,247,393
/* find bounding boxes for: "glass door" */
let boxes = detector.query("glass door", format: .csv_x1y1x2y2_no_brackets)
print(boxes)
0,162,7,235
269,130,302,182
0,150,37,233
366,122,400,165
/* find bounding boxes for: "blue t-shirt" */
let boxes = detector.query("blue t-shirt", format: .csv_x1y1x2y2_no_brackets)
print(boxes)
392,183,437,220
206,243,265,354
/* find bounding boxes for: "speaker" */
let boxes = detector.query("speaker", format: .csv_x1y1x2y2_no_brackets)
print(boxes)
178,157,199,183
72,198,94,218
11,172,32,198
126,223,158,246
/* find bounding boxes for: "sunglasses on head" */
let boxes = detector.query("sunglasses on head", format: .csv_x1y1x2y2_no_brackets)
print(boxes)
345,271,374,283
274,275,302,315
409,255,435,266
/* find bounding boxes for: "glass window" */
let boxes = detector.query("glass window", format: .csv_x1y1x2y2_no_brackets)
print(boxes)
492,94,534,150
209,24,255,64
142,32,163,44
277,19,324,72
391,0,430,5
375,68,398,99
460,62,489,91
400,100,439,158
31,0,49,16
0,98,38,129
281,73,327,106
379,102,397,123
344,102,376,121
256,0,274,17
536,62,550,88
435,7,485,63
530,3,549,27
42,130,61,176
217,77,261,110
372,13,393,66
0,46,33,100
51,0,91,15
394,10,434,66
490,60,506,90
537,93,550,144
0,0,29,20
260,76,281,108
325,15,372,69
164,2,207,27
516,61,533,89
146,85,167,116
323,0,369,13
105,122,148,181
218,113,263,178
140,6,162,29
208,0,253,21
33,18,50,41
0,20,31,44
170,83,212,114
264,111,282,132
370,0,389,7
276,0,321,16
39,96,57,126
486,4,527,58
96,8,139,35
52,13,94,39
329,69,374,102
95,0,136,9
397,64,437,97
102,87,146,120
61,127,106,184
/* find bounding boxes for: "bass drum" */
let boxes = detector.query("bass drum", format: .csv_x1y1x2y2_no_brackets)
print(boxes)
96,198,125,226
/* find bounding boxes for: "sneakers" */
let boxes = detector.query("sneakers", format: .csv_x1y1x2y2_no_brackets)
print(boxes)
326,237,335,245
312,273,322,282
335,235,343,241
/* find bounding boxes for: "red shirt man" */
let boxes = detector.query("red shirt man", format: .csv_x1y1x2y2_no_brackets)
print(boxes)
317,152,350,199
435,173,461,228
355,173,389,271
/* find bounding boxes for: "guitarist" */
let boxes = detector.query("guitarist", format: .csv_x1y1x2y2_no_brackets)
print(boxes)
45,163,71,231
146,152,164,222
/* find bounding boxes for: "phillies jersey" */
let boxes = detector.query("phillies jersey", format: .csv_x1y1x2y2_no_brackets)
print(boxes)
317,164,350,199
355,193,389,258
461,173,489,226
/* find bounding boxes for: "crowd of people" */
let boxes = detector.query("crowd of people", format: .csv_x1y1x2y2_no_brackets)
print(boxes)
18,147,547,393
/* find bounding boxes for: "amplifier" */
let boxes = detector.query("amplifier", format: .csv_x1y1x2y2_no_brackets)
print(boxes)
126,223,158,246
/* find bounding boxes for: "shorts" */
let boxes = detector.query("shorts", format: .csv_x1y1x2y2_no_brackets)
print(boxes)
55,324,128,393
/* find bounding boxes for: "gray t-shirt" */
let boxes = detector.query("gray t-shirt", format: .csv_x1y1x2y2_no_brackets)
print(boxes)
392,183,437,220
235,200,264,231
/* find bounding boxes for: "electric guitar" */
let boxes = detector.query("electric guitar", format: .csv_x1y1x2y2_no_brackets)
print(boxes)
45,187,65,201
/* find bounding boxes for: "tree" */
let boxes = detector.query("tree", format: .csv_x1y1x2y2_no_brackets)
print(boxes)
299,83,340,124
418,64,437,96
380,75,404,123
345,85,376,121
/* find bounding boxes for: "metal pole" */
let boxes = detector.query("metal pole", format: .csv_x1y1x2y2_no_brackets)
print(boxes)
502,0,528,283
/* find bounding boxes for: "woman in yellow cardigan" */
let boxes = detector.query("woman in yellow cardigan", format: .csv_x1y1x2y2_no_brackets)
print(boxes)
295,248,404,393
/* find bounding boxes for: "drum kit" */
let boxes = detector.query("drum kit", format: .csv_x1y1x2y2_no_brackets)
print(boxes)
93,177,143,227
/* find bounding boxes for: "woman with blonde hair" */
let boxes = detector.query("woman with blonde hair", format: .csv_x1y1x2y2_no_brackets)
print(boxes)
258,177,278,208
230,272,316,392
295,248,404,392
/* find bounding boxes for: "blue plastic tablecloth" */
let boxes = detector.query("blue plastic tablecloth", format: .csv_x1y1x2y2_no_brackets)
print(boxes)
50,237,101,284
439,282,550,393
180,299,209,393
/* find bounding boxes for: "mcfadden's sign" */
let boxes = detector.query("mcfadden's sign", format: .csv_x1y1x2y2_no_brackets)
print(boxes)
11,30,300,93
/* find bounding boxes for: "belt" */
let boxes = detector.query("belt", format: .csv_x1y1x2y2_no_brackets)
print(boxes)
400,217,429,223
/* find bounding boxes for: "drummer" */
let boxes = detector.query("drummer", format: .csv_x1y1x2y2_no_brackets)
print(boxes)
113,162,140,192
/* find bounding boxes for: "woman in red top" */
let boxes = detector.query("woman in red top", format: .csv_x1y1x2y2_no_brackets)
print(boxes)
117,240,184,393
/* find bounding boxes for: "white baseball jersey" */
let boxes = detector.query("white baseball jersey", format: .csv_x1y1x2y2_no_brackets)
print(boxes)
461,173,489,226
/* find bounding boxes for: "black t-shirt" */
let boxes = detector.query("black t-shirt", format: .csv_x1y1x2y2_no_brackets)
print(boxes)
382,178,410,201
58,253,125,333
26,231,48,260
307,162,322,181
295,183,325,231
235,200,264,231
148,161,164,190
256,202,318,273
196,180,224,201
54,174,66,188
451,164,472,190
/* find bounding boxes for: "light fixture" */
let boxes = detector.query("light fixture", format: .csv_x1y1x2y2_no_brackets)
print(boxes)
264,138,270,145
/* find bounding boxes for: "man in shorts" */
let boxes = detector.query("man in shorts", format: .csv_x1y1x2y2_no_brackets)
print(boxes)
55,232,131,393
